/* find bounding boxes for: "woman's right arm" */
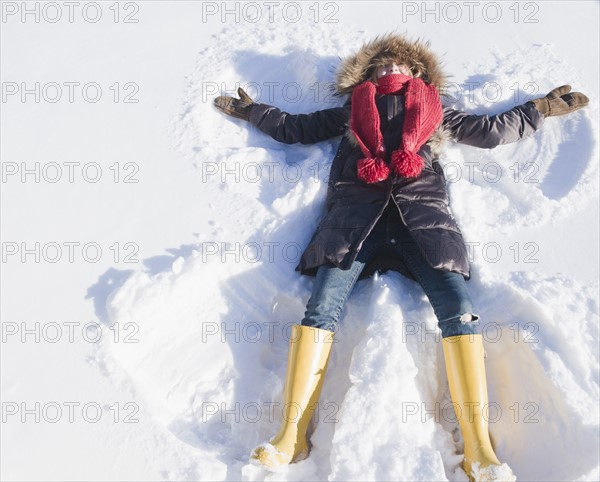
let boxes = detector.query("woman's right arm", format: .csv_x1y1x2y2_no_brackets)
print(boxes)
247,103,351,145
214,86,350,145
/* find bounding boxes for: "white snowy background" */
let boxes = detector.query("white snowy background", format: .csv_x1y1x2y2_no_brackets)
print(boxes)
1,1,599,481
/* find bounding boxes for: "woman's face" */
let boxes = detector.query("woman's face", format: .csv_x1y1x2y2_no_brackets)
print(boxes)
375,63,412,79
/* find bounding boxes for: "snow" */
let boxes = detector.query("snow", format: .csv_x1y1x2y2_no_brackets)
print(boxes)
2,1,599,481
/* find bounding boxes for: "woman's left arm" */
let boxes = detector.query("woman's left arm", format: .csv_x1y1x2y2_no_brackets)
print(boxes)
443,85,589,149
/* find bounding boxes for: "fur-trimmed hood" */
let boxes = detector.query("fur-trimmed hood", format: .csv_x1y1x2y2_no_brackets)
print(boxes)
335,33,447,95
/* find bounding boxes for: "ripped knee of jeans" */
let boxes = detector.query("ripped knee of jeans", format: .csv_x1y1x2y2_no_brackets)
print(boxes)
438,313,481,338
459,312,480,324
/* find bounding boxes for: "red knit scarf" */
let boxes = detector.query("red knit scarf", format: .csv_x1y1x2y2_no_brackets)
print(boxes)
350,73,443,183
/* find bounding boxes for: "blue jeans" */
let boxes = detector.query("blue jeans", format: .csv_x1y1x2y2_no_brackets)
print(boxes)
301,206,479,338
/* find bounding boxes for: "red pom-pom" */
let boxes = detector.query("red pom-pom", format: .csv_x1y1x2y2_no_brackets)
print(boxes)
357,157,390,183
391,150,423,178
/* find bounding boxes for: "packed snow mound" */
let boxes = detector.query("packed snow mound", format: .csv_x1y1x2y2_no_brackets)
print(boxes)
99,19,598,482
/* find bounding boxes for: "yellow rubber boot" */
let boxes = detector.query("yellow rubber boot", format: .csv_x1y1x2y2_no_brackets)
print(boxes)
442,335,516,482
250,325,334,470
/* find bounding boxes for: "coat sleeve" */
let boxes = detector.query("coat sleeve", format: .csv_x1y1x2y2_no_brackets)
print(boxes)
248,103,351,145
442,102,545,149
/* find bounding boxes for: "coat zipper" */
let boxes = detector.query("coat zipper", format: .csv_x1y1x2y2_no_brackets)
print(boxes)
392,197,407,225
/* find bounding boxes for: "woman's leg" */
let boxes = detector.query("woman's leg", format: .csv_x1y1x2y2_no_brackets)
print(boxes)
250,323,334,468
392,224,515,481
405,264,479,339
251,222,384,469
301,225,384,333
392,226,479,338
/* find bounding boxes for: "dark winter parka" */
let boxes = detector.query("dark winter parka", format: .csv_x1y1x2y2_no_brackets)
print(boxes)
247,34,545,281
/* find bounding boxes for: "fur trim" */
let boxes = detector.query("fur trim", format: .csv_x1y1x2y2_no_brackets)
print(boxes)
335,32,448,95
345,129,360,148
426,125,453,158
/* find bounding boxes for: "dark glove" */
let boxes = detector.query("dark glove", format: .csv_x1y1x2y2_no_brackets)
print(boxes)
530,85,589,117
213,87,255,121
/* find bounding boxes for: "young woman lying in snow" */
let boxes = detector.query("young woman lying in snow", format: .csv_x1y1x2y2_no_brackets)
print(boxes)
213,33,588,482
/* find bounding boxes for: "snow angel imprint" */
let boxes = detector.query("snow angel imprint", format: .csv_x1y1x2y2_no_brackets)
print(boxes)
213,33,589,482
